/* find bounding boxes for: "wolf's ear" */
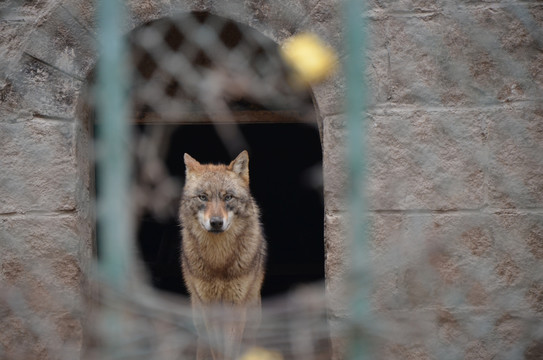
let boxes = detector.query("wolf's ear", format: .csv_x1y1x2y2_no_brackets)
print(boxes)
184,153,200,174
229,150,249,184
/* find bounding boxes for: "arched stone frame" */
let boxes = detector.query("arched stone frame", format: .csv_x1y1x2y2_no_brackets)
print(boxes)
5,0,348,358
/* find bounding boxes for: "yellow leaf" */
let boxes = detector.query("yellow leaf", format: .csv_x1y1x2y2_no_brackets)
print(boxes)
238,346,284,360
280,33,337,86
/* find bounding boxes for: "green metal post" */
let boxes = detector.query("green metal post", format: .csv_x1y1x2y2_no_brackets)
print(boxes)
95,0,131,356
342,0,372,359
96,0,131,289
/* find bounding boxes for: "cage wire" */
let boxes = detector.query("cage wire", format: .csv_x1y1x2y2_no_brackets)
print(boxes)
1,0,543,359
90,2,330,360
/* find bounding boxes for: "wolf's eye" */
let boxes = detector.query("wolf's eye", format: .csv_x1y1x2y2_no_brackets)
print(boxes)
224,194,233,201
198,194,208,201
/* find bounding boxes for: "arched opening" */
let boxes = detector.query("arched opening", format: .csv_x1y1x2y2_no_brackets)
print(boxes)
92,12,324,298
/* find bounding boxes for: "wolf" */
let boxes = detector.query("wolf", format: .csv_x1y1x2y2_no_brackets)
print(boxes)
179,150,267,360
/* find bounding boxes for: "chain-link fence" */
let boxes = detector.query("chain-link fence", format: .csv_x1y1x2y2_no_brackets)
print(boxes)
1,0,543,359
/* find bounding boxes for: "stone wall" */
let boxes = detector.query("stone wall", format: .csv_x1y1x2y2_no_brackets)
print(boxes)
323,1,543,359
0,0,542,359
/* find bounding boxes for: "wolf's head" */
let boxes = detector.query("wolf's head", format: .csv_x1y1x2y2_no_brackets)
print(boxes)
181,151,252,234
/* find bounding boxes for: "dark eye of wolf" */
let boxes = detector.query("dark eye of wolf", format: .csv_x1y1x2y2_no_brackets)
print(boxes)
224,194,233,201
198,194,208,201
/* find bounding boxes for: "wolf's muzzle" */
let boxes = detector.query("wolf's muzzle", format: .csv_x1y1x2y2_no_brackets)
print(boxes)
209,217,224,232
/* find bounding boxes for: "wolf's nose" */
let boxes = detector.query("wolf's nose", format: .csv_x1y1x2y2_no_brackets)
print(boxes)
209,217,224,231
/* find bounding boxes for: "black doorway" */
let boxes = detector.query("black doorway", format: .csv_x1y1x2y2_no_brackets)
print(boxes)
136,122,324,297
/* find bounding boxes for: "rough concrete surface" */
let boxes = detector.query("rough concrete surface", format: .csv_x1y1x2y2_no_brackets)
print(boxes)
0,214,83,359
0,118,77,214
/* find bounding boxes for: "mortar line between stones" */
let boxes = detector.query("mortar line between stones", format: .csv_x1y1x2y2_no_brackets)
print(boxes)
0,209,77,218
293,0,324,30
481,109,490,213
31,112,75,122
375,208,543,214
365,1,543,18
59,4,97,40
324,100,543,120
369,208,485,215
22,52,85,82
369,101,543,114
325,208,543,216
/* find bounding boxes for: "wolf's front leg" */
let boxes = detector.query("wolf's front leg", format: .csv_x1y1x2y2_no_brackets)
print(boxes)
192,299,219,360
196,336,214,360
200,305,225,360
222,305,246,360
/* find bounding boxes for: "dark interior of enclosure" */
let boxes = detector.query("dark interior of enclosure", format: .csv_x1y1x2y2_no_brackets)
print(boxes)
136,123,324,297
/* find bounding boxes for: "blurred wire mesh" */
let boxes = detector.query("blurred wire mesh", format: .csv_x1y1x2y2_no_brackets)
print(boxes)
126,11,316,220
89,7,328,360
1,0,543,359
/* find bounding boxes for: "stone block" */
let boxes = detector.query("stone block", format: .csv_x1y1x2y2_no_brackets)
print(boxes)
461,4,542,102
368,109,485,211
491,212,543,305
365,0,441,13
365,211,543,358
0,78,25,122
0,214,83,359
301,0,340,25
0,21,34,119
0,0,60,21
243,0,307,43
324,109,487,212
298,0,343,56
12,54,82,119
322,115,349,213
324,212,351,317
166,0,306,44
313,69,346,117
24,4,97,79
368,211,543,311
366,5,543,107
367,13,472,106
0,21,34,74
324,211,351,360
0,119,77,213
301,0,345,118
487,106,543,208
126,0,172,30
369,213,457,311
61,0,97,34
374,306,543,360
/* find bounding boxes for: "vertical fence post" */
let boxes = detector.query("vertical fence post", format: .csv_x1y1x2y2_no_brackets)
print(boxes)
342,0,372,359
95,0,131,355
96,0,131,290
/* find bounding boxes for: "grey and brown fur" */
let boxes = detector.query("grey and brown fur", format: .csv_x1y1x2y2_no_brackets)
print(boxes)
179,151,266,360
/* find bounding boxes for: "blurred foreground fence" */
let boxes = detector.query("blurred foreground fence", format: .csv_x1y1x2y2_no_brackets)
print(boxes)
1,0,543,359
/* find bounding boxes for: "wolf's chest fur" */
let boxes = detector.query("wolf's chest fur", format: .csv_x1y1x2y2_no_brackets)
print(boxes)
179,151,266,306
